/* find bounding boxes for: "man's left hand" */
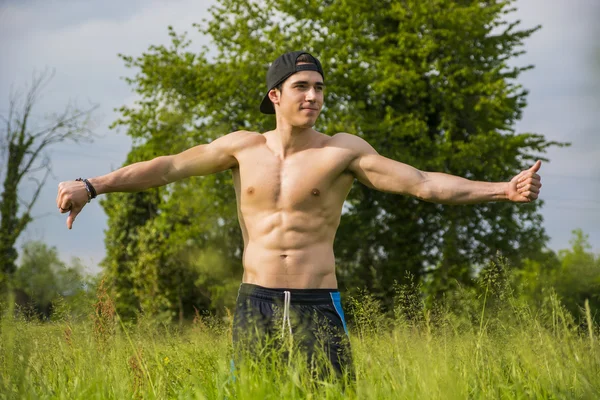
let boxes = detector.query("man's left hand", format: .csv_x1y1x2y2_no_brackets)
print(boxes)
507,160,542,203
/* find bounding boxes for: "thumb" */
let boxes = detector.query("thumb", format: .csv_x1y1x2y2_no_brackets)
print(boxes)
529,160,542,173
67,209,81,230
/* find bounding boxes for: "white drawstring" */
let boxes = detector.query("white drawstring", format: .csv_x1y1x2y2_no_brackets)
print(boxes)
282,290,292,337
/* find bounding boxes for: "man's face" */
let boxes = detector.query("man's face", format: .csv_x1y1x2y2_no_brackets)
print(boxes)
269,70,324,128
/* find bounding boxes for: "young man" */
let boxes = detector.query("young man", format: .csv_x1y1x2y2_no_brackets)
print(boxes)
56,51,542,377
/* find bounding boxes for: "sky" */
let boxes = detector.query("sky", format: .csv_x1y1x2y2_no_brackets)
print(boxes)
1,0,599,274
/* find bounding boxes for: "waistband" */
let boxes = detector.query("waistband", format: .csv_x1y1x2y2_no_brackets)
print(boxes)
238,283,340,305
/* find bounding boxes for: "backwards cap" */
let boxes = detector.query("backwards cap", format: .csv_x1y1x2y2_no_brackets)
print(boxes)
259,51,325,114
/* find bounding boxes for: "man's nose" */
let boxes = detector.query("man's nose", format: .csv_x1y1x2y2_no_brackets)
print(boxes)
305,88,317,102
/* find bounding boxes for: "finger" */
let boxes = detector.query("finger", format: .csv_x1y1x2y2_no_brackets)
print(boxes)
527,192,539,200
59,200,72,213
517,178,541,189
67,209,81,230
529,160,542,173
517,180,530,190
517,171,532,183
518,183,541,195
515,170,528,182
56,183,67,209
518,183,532,193
517,167,542,184
518,172,541,182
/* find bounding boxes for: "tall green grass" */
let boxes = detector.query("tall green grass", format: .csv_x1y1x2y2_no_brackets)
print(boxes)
1,278,599,399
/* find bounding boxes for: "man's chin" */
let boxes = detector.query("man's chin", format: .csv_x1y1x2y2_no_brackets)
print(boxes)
299,122,316,129
291,119,316,129
299,116,319,128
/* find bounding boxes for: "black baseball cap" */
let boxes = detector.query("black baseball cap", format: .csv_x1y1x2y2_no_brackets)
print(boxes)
259,51,325,114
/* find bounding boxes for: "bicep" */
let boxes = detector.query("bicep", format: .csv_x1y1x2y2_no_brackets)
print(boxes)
166,134,239,182
348,145,426,197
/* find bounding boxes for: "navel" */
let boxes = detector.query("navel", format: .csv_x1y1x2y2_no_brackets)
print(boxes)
311,188,320,196
247,186,255,195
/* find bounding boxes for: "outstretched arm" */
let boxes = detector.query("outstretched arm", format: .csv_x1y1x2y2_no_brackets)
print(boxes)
57,130,250,229
342,134,541,204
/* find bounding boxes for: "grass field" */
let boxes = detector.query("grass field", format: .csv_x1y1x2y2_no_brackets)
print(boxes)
1,288,599,400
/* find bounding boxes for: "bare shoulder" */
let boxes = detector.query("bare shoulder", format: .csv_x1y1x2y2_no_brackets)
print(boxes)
327,132,378,155
218,130,262,146
213,130,263,153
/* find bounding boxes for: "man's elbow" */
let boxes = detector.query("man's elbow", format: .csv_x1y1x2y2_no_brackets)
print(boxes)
415,185,456,204
414,185,433,202
155,156,179,185
411,172,433,201
412,179,447,203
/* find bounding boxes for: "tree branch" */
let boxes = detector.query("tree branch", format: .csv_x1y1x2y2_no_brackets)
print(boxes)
25,168,51,217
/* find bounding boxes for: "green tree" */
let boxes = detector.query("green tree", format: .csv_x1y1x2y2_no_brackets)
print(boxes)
514,230,600,325
13,241,91,319
102,37,244,319
554,230,600,323
101,176,161,319
104,0,565,318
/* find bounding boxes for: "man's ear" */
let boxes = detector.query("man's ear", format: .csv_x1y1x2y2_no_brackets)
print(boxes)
268,88,280,107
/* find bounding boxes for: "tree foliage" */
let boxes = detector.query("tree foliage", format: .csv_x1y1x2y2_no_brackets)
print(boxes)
12,241,92,320
103,0,565,319
554,230,600,323
514,229,600,325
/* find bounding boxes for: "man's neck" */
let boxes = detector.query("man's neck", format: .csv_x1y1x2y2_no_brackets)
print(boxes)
269,120,316,158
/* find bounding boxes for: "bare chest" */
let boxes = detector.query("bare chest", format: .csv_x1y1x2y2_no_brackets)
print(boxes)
233,147,353,210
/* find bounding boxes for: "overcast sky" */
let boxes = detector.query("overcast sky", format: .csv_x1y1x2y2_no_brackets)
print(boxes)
1,0,599,274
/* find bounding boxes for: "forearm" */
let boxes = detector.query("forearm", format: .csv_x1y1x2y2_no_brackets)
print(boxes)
88,156,173,195
419,172,509,204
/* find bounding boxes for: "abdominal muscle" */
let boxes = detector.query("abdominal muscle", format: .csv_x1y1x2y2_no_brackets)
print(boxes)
240,209,340,289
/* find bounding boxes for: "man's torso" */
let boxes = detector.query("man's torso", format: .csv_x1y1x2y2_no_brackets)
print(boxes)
229,131,357,289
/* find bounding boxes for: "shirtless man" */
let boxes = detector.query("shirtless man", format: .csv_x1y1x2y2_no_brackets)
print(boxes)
56,51,542,376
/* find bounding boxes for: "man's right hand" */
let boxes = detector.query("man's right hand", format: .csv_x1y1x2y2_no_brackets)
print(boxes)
56,180,89,229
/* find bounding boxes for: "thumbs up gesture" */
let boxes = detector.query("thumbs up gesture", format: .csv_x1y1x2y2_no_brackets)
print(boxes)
508,160,542,203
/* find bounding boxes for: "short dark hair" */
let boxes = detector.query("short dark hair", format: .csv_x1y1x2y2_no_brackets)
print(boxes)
296,53,318,64
274,53,319,92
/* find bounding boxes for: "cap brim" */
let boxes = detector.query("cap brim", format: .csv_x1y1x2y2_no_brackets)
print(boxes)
260,92,275,114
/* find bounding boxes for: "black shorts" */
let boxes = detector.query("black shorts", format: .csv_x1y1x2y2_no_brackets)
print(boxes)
232,283,353,378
